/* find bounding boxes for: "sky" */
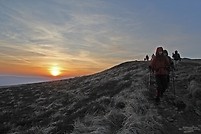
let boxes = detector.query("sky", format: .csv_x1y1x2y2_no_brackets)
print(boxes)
0,0,201,79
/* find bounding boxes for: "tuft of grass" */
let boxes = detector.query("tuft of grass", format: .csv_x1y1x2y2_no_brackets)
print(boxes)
72,110,126,134
106,110,127,132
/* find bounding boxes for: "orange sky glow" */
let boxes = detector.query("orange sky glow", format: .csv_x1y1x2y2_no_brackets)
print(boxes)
0,60,108,78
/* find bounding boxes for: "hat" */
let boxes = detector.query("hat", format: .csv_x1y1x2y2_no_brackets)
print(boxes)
156,47,163,55
156,47,163,52
163,50,168,55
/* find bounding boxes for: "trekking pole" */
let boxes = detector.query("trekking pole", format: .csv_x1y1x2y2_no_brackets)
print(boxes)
172,70,176,97
148,68,152,90
148,69,153,98
148,71,150,88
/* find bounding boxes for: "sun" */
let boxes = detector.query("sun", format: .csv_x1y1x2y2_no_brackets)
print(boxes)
49,66,61,76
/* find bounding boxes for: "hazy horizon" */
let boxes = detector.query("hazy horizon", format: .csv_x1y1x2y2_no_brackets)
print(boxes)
0,74,74,87
0,75,51,87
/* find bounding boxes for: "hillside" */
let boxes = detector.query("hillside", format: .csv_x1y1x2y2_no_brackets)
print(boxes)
0,59,201,134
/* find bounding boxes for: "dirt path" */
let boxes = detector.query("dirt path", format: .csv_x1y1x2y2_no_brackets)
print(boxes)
157,94,201,134
157,93,201,134
145,88,201,134
146,60,201,134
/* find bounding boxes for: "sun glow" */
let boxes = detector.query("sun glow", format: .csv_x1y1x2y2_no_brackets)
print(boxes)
49,66,61,76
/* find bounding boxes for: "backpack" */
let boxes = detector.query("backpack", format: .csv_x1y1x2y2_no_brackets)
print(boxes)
173,53,181,61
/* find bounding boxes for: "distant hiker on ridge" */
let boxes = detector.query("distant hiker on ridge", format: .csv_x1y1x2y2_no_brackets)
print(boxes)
145,55,149,61
172,50,181,69
172,50,181,61
149,47,170,102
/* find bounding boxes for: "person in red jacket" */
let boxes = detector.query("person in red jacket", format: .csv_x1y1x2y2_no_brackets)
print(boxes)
149,47,170,102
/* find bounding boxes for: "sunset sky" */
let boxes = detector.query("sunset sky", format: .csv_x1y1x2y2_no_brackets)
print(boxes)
0,0,201,78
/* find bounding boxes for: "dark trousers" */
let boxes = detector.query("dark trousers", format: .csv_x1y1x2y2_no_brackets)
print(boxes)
167,74,170,86
155,75,169,98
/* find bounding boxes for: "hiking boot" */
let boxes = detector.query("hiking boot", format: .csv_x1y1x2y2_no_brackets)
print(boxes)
155,97,160,103
161,91,164,98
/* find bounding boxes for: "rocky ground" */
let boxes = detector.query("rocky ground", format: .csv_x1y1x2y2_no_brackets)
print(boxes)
0,59,201,134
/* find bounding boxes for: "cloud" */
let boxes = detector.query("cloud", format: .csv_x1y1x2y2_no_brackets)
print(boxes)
1,0,201,76
0,0,138,58
0,44,50,67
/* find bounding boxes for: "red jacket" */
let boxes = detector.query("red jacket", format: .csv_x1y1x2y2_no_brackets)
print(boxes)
150,47,170,75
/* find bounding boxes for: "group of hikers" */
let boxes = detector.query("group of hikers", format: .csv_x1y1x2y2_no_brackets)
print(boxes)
147,47,181,103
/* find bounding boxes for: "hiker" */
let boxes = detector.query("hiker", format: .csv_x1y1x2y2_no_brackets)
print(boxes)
163,50,174,86
149,47,170,102
172,50,181,61
145,55,149,61
172,50,181,66
151,54,155,61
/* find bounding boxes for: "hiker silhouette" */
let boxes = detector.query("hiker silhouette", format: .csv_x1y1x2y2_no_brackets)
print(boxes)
151,54,155,61
172,50,181,69
172,50,181,61
163,50,174,86
149,47,170,102
145,55,149,61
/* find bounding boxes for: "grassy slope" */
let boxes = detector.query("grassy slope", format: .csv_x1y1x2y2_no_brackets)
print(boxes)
0,60,201,134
